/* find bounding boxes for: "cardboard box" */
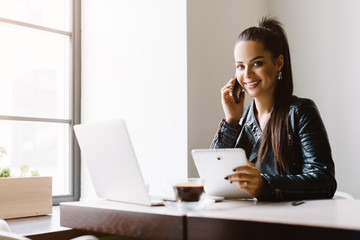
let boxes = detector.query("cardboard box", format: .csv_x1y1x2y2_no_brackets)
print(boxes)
0,176,52,219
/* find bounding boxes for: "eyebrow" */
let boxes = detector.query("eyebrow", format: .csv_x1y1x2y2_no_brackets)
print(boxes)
236,56,264,64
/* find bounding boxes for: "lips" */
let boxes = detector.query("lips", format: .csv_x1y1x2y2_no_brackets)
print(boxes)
245,80,260,88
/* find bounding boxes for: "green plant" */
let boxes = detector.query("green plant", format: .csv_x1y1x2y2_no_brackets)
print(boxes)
19,165,40,177
0,147,40,178
30,169,40,177
20,165,30,177
0,146,6,159
0,167,11,178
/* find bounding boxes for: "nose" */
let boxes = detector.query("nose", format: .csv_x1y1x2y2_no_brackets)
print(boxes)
244,66,253,79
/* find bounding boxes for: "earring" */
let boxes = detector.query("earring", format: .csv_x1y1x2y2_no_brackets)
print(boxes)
277,71,282,80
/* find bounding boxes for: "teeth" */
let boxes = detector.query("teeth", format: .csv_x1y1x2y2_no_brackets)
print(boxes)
248,81,259,86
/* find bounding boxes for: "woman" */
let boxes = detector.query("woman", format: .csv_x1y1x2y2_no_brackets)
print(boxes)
211,17,337,201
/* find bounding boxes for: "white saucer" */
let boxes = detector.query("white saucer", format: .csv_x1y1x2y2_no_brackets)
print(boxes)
163,198,215,211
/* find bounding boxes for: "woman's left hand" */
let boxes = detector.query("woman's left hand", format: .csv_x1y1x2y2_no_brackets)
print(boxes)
226,161,264,197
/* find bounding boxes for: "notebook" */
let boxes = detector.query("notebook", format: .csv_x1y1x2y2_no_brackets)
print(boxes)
74,118,166,206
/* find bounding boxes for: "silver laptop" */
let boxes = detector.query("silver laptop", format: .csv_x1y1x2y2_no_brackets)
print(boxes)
74,118,165,206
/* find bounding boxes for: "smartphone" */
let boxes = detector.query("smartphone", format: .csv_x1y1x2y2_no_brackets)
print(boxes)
232,80,244,104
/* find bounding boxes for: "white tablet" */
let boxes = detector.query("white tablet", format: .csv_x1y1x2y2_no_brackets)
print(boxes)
192,148,250,199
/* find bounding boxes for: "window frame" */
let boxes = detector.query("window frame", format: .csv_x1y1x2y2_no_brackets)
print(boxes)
0,0,81,205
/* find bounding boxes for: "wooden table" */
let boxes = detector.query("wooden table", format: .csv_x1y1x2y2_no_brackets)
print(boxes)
60,199,360,240
60,200,186,240
6,206,69,236
187,199,360,240
6,206,112,240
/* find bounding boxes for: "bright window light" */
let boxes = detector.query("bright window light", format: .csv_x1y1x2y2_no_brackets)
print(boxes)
0,0,77,200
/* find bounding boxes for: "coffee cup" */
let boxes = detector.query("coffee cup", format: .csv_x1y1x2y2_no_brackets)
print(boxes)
173,178,204,202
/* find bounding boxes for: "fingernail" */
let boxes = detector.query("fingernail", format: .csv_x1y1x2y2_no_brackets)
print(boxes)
224,177,228,180
232,168,236,172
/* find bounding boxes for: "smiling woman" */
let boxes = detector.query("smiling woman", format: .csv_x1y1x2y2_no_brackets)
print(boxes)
234,42,282,102
211,17,337,201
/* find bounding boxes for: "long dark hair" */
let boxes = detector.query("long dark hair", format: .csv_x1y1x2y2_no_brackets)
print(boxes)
236,17,293,173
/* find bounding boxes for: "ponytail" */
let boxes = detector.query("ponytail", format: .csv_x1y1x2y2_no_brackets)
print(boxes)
236,17,293,173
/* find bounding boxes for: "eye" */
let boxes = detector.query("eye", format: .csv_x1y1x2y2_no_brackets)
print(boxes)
253,61,263,67
236,64,245,70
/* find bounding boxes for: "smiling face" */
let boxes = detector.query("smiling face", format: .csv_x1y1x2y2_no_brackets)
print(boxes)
234,40,283,100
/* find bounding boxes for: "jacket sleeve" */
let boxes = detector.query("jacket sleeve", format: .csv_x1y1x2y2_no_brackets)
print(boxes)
210,119,242,149
258,99,337,201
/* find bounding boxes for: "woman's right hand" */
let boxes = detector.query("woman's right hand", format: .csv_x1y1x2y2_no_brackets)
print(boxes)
221,77,245,125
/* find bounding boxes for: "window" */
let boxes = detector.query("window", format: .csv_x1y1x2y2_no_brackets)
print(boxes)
0,0,80,204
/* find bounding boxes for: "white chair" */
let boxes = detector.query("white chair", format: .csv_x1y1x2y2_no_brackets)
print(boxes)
70,236,99,240
334,191,355,200
0,219,10,232
0,230,31,240
0,219,98,240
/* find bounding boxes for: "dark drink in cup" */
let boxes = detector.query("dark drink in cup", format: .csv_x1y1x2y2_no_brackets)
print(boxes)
173,179,204,202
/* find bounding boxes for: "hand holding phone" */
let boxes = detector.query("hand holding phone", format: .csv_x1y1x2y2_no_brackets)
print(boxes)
231,78,244,104
221,77,245,125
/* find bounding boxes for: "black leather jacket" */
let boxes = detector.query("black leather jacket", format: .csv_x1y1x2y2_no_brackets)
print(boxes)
211,96,337,201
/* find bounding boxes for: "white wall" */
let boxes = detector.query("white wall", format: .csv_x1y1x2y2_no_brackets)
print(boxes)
268,0,360,198
187,0,269,177
187,0,360,198
81,0,360,199
81,0,187,198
